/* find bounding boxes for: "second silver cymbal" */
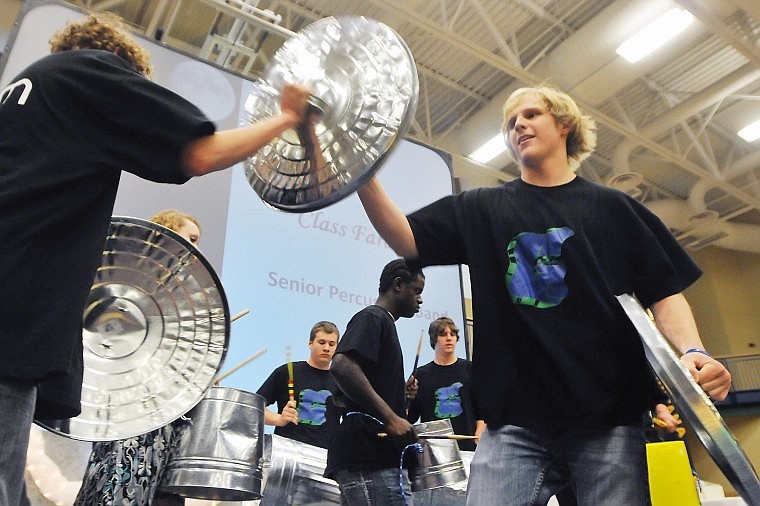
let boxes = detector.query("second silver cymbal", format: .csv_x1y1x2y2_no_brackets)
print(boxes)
244,16,419,212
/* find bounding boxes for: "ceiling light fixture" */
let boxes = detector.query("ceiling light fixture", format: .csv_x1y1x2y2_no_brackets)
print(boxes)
467,133,508,164
616,8,695,63
738,119,760,142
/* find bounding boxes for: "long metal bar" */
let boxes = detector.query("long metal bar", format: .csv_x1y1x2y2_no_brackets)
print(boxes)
195,0,296,39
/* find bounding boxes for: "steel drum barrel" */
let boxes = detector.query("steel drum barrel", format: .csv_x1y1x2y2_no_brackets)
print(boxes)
411,419,468,492
159,387,266,501
260,434,341,505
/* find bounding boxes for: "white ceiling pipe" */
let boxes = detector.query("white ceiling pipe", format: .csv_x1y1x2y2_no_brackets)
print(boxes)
645,198,760,254
687,139,760,213
610,63,760,173
645,198,694,230
688,179,712,214
722,149,760,182
713,221,760,254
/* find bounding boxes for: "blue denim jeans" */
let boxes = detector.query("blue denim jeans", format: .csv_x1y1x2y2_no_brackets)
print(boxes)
466,424,647,506
335,468,414,506
0,377,36,506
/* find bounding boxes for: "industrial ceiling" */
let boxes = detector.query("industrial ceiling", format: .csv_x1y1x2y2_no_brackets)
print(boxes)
5,0,760,253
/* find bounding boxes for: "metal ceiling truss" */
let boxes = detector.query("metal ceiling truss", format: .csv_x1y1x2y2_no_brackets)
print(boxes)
71,0,760,242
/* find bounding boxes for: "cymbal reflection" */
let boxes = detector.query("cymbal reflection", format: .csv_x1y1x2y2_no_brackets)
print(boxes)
37,217,230,441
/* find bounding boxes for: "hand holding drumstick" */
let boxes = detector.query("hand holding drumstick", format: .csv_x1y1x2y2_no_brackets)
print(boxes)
405,330,424,409
269,399,299,427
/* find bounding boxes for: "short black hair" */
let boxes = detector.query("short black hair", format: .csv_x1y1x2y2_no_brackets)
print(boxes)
378,258,424,295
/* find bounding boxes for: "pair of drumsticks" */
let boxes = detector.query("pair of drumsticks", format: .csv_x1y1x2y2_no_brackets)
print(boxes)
214,310,270,385
286,345,295,402
211,310,291,395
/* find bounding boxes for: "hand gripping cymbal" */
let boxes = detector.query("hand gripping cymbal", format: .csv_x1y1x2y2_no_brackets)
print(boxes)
617,294,760,505
244,16,419,212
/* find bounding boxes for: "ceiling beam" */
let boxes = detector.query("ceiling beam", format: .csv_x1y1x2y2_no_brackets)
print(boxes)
467,0,521,66
675,0,760,67
366,0,760,212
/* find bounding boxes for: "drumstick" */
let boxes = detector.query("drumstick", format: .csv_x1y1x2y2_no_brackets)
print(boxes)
230,309,250,322
376,432,477,440
411,330,424,377
214,347,267,384
418,434,478,440
405,330,424,411
286,345,295,402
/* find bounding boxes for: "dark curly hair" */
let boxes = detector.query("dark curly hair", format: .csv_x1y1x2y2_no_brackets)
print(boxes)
49,13,153,77
378,259,424,295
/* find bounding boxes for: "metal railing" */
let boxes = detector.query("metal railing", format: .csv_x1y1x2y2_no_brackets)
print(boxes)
716,354,760,393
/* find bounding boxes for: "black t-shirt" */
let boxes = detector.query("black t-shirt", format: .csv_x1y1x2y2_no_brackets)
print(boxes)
325,305,410,478
256,360,340,449
407,358,479,451
407,177,702,430
0,49,215,417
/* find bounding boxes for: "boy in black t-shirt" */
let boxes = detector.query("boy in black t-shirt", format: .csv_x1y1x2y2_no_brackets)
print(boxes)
406,317,484,451
257,321,341,449
354,85,731,505
0,14,312,506
325,259,425,506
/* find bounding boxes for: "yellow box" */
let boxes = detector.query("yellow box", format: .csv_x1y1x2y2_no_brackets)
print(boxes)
647,441,700,506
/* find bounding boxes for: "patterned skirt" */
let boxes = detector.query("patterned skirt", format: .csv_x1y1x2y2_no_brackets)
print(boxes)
73,420,185,506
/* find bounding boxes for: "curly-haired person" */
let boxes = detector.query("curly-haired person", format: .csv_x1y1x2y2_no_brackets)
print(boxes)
0,13,312,505
73,209,201,506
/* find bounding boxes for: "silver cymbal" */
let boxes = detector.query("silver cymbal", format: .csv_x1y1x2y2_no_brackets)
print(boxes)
37,217,229,441
244,16,419,212
616,294,760,505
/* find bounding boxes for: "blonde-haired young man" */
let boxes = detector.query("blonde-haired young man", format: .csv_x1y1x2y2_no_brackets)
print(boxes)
354,85,730,505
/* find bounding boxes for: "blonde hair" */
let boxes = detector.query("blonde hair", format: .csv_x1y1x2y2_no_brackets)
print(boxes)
49,13,153,77
501,86,597,171
149,209,201,235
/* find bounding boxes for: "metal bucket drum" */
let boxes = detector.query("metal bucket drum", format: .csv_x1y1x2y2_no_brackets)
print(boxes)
259,434,341,505
159,387,266,501
411,449,472,506
411,419,468,492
